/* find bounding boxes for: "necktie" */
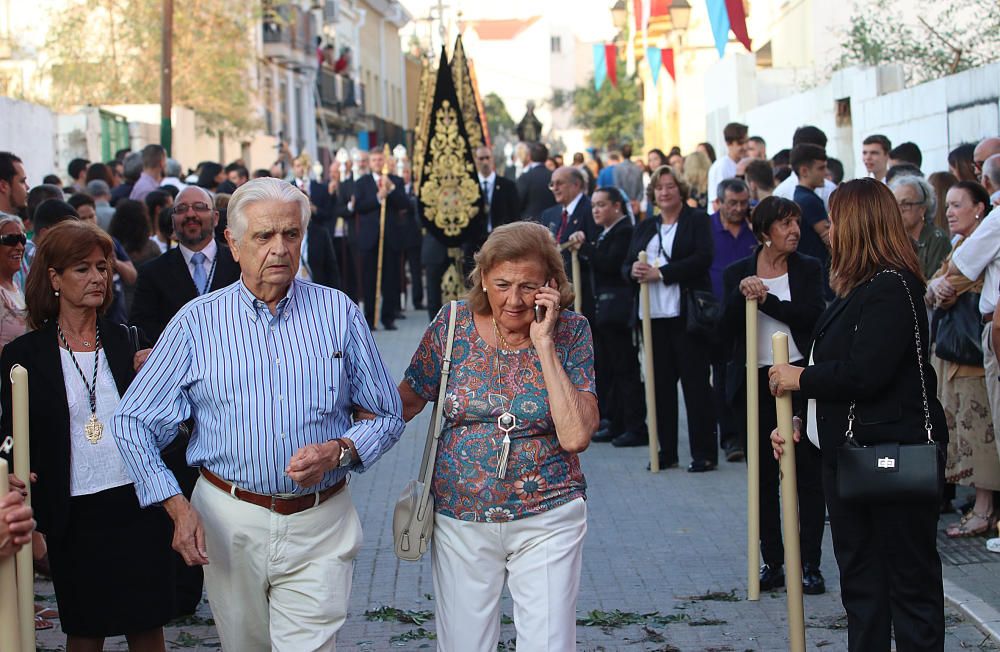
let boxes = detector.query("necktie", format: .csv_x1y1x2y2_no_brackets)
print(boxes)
191,252,207,294
556,209,569,242
482,181,492,232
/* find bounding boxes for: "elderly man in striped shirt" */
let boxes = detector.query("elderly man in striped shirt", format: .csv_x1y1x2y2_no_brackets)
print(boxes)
112,177,405,651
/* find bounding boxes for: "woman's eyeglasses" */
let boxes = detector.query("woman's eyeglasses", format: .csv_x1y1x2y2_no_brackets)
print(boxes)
0,233,26,247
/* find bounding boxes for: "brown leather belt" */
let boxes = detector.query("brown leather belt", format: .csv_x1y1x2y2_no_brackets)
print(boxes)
199,467,345,516
983,312,994,324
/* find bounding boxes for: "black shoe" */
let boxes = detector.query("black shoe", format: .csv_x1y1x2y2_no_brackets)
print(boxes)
382,322,398,331
802,564,826,595
723,441,745,463
612,431,647,447
759,564,785,591
646,455,679,471
413,303,425,310
592,428,618,443
687,459,717,473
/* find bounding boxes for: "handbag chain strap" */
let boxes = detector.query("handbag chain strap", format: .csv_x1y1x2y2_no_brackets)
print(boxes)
846,269,933,444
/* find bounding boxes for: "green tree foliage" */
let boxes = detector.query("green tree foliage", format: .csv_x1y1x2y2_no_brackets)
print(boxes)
560,59,642,149
46,0,260,135
837,0,1000,85
483,92,514,135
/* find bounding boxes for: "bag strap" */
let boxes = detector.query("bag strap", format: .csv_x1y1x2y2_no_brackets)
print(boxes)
415,300,458,519
846,269,933,444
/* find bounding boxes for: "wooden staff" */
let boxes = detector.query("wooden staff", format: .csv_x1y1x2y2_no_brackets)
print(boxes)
0,459,22,652
374,143,391,330
772,332,805,652
11,365,31,651
571,249,582,313
639,252,659,472
746,299,760,601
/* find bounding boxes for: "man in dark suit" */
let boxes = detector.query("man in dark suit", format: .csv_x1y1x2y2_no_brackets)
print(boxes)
472,146,520,251
516,142,556,220
540,166,598,319
352,148,408,330
130,186,241,341
301,218,342,290
399,166,424,312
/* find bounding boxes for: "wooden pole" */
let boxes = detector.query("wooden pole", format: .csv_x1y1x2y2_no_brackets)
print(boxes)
10,365,31,651
772,331,805,652
160,0,173,155
746,300,760,601
571,249,582,313
374,143,391,329
639,252,659,472
0,459,22,652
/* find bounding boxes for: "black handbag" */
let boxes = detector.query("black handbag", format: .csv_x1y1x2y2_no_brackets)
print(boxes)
595,286,634,328
934,291,983,365
836,269,940,502
684,288,721,337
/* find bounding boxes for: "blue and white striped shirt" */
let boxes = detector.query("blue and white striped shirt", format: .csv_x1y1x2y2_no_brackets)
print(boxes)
112,278,404,507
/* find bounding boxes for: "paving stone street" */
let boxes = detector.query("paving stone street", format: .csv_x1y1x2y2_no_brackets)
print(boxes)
35,310,1000,651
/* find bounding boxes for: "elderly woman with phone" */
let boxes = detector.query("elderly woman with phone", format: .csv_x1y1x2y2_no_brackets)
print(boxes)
399,221,598,652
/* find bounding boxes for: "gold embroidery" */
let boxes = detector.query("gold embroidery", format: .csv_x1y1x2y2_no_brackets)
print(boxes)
441,248,465,302
451,37,485,152
420,100,480,237
412,58,435,194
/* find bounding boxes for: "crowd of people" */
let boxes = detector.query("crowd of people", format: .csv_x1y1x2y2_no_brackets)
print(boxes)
0,122,997,651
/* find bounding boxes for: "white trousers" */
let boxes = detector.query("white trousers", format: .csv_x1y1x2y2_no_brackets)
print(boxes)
432,498,587,652
191,477,363,652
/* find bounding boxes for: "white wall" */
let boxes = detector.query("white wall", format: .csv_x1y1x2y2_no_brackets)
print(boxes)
705,60,1000,179
0,97,57,182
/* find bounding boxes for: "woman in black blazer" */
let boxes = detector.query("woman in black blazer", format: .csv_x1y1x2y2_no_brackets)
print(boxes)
721,197,826,595
0,221,174,650
624,166,717,471
567,186,646,444
770,179,948,651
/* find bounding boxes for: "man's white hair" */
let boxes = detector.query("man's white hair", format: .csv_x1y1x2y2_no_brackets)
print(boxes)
226,177,310,242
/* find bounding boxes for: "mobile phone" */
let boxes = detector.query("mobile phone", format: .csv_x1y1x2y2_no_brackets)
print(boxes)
534,305,546,322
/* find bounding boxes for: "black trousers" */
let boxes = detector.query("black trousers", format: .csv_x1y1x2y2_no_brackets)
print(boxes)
161,427,203,617
594,322,647,435
361,246,400,327
332,235,356,302
823,458,945,651
711,350,738,449
735,365,825,567
403,244,424,309
650,317,717,465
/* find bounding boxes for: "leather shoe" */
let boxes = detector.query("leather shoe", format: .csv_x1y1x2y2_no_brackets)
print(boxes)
382,322,398,331
802,563,826,595
592,428,618,443
723,441,745,462
612,431,647,447
759,564,785,591
687,459,717,473
646,455,679,471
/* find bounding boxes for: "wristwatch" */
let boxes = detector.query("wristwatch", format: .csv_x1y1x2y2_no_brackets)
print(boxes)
337,438,356,468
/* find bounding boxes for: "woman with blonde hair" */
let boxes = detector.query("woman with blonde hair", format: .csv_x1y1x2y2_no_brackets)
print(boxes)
683,150,710,210
399,221,597,651
769,178,947,650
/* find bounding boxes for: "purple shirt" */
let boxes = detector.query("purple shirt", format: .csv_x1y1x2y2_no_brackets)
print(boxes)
129,172,161,202
709,211,757,299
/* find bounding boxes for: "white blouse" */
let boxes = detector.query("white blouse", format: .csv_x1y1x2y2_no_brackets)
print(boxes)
639,223,682,320
61,349,133,496
756,273,804,367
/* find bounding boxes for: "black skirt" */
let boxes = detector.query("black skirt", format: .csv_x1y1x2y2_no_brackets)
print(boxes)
46,484,176,637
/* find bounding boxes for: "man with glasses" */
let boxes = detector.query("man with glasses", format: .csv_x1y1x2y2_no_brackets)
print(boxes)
128,184,241,617
130,185,241,341
541,166,597,318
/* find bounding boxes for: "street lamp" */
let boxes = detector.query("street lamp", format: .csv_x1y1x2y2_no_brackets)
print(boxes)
610,0,627,28
669,0,692,32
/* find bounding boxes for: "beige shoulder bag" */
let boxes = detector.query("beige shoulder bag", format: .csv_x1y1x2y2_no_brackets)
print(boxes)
393,300,458,561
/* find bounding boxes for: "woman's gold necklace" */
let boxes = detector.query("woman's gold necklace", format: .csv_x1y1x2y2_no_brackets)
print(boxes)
491,317,518,479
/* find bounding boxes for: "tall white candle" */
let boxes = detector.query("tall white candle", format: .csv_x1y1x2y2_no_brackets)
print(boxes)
0,458,23,652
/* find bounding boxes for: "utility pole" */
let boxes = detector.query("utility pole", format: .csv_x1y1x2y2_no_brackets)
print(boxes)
160,0,173,155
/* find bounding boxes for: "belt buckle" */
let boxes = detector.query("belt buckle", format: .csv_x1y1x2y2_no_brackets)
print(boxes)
270,494,278,512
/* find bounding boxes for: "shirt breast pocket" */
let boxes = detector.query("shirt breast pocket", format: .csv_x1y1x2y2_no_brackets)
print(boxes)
301,356,342,417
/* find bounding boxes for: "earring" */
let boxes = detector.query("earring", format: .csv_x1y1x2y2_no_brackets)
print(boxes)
54,290,59,297
764,240,772,248
975,214,981,221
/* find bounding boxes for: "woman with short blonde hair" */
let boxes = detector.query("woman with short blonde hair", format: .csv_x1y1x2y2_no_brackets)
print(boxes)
682,150,710,209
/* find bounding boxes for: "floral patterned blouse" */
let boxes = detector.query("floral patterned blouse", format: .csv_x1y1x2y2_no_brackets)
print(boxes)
404,301,595,522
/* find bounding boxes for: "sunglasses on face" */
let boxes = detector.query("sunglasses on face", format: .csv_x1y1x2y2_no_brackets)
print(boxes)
0,233,26,247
